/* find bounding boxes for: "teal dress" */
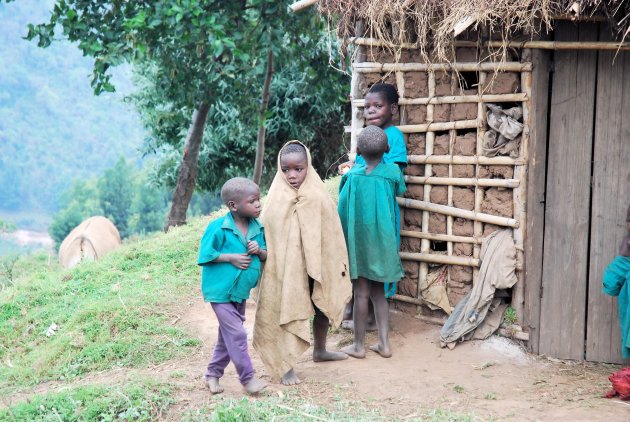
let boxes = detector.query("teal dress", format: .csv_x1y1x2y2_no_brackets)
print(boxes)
338,162,406,283
603,256,630,359
197,213,266,303
355,126,407,295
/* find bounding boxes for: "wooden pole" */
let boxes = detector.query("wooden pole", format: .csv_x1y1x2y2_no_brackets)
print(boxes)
418,71,436,308
404,175,520,188
400,230,481,244
349,37,630,51
353,61,532,73
407,155,524,165
353,120,480,135
353,93,528,106
473,71,488,282
397,197,519,228
289,0,318,13
511,51,532,327
401,251,481,267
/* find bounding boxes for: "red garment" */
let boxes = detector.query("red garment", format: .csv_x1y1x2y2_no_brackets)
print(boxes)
605,366,630,400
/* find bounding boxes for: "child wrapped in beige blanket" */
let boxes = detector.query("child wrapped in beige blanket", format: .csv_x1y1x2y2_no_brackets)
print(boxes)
253,141,352,385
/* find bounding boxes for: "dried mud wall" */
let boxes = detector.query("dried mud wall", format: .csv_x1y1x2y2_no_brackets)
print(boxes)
351,47,528,315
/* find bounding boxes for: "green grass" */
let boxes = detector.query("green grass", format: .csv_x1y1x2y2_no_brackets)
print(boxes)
503,307,517,326
0,380,174,421
0,214,223,393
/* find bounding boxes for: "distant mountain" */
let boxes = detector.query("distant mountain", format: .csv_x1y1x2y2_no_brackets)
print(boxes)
0,0,146,221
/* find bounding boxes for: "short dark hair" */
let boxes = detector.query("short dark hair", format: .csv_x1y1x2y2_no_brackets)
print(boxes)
368,83,399,105
358,125,388,157
280,143,307,160
220,177,259,205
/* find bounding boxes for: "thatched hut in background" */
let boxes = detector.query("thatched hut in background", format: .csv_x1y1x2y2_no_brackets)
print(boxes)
292,0,630,363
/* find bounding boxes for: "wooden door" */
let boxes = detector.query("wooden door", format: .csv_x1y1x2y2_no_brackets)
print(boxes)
537,22,629,363
538,22,598,361
585,31,630,364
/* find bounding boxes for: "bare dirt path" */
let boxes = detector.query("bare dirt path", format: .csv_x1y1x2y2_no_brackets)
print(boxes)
6,297,629,420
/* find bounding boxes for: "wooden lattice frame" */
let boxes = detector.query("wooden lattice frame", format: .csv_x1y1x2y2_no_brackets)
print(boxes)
349,54,531,325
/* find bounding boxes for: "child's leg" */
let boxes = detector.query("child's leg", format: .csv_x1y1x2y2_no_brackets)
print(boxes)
313,308,348,362
341,277,370,358
368,281,392,358
210,302,266,393
205,324,228,394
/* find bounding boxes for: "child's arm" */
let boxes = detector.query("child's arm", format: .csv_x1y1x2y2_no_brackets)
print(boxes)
213,253,252,269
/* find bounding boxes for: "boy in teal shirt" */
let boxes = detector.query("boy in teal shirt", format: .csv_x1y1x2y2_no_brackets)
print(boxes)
198,177,267,395
603,205,630,359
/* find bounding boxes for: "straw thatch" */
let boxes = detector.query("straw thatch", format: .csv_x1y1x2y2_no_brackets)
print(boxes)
318,1,630,63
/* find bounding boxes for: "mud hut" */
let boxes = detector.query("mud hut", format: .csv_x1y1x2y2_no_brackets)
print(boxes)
292,0,630,363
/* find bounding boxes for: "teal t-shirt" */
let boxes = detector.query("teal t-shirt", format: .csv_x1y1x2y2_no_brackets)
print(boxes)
355,126,408,170
338,162,406,283
197,213,266,303
603,256,630,359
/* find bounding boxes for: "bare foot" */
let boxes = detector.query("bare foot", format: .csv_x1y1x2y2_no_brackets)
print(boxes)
207,377,224,394
313,349,348,362
340,344,366,359
369,343,392,358
281,368,301,386
243,377,267,395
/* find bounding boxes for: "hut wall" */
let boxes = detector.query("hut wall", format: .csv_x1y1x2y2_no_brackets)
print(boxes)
349,21,630,364
350,46,530,320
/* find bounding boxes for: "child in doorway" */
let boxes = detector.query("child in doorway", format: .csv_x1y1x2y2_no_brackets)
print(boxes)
602,205,630,359
338,125,406,358
197,177,267,395
339,82,408,327
253,141,352,385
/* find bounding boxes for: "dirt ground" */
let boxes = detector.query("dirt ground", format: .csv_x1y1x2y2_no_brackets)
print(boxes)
6,298,629,420
170,299,629,420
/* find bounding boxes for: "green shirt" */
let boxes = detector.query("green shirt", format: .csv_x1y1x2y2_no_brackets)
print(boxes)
338,162,406,283
197,213,266,303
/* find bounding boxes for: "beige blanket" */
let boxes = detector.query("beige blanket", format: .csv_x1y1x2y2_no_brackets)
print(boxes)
253,141,352,379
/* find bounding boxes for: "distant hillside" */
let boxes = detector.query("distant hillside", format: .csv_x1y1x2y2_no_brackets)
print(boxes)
0,0,146,222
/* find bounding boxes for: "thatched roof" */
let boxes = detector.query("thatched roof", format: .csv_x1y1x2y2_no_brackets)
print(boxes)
317,1,630,62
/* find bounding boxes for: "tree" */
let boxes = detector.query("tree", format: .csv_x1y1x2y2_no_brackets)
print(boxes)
13,0,295,231
98,157,135,238
129,170,169,235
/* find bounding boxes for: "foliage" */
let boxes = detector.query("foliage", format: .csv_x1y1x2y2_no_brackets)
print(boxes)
0,0,145,215
0,218,16,233
129,172,170,235
0,254,19,288
0,215,208,393
98,157,135,238
0,380,174,421
503,306,517,326
48,178,102,248
135,31,350,193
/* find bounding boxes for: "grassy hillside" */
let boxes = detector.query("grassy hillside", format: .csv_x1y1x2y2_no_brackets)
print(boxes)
0,215,211,394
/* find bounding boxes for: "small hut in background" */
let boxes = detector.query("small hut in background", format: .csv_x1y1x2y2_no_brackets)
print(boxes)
292,0,630,363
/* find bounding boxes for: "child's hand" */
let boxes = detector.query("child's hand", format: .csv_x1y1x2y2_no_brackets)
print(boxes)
247,240,261,256
338,161,354,175
229,253,252,269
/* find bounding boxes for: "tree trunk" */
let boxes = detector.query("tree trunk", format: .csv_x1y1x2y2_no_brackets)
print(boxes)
163,102,210,232
252,50,274,185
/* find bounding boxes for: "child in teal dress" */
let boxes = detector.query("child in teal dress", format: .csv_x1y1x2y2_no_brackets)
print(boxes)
338,125,406,358
339,83,408,327
602,205,630,359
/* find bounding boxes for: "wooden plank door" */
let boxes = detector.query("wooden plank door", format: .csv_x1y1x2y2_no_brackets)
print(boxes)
538,22,598,360
585,36,630,364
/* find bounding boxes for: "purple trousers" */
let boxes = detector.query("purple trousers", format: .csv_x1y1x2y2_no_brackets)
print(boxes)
205,301,254,385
